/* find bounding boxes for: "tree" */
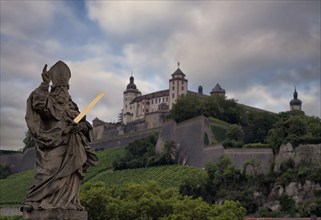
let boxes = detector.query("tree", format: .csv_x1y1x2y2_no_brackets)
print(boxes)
209,200,246,220
267,112,321,152
23,129,35,152
226,125,244,142
156,140,177,165
169,94,203,122
223,125,244,148
203,96,245,125
0,165,12,179
81,181,246,220
113,134,177,170
243,110,279,144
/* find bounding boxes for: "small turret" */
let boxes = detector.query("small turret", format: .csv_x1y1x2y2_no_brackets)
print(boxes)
290,87,302,111
210,83,226,97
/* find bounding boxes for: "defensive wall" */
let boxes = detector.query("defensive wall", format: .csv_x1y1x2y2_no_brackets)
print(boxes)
1,115,320,174
0,129,160,173
0,148,35,173
156,116,274,173
90,127,161,150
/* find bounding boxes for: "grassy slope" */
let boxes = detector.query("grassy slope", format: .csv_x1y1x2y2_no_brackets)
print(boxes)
208,117,230,144
0,170,33,205
0,147,203,205
84,165,202,190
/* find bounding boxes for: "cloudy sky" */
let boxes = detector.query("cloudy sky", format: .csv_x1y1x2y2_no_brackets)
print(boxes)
1,1,320,151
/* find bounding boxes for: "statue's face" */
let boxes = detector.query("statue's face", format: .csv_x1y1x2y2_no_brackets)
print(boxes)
51,84,70,105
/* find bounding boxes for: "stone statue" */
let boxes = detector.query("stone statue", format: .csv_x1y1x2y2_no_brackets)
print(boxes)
21,61,98,213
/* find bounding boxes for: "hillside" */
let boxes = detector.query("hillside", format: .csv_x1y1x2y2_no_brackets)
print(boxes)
0,147,203,206
208,116,230,144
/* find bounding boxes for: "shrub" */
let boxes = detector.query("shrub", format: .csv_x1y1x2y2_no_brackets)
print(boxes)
222,139,243,148
0,165,12,179
243,143,271,148
279,194,295,216
81,181,246,220
204,132,209,145
112,133,177,170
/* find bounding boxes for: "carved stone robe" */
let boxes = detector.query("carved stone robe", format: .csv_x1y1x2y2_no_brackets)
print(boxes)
22,83,98,210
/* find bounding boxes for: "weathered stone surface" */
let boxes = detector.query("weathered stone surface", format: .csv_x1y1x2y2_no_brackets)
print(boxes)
263,200,281,211
21,61,98,211
285,180,321,205
266,180,321,211
156,116,274,172
22,209,87,220
274,143,321,171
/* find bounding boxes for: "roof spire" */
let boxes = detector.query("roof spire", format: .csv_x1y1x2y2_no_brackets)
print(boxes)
177,61,180,68
293,86,298,99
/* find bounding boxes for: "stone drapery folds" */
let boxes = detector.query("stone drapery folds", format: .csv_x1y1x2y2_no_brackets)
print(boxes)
21,61,98,212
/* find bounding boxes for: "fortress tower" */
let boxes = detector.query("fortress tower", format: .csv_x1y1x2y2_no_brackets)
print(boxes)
168,63,188,109
122,75,142,124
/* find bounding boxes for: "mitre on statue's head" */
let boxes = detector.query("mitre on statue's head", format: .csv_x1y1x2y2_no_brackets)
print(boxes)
49,60,71,86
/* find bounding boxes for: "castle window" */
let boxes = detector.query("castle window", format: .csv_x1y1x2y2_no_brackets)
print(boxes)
159,98,161,103
162,97,165,102
172,93,175,98
166,97,168,102
182,81,184,85
155,99,157,104
182,86,184,91
172,86,175,91
151,100,153,104
172,81,174,85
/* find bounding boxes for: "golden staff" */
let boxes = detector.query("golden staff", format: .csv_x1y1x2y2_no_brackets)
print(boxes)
74,92,105,123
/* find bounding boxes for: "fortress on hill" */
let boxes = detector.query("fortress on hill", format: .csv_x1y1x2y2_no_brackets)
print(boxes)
92,64,303,142
121,63,227,128
118,63,302,128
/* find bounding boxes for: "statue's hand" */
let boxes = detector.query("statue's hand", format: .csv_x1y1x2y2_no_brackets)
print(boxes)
41,64,51,84
63,120,87,134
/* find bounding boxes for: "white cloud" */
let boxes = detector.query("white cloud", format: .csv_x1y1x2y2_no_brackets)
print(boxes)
86,1,197,38
0,1,58,39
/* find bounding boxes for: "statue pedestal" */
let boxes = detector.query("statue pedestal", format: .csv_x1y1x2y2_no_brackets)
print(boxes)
23,209,87,220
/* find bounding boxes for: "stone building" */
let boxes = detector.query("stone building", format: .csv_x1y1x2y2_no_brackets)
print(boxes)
121,64,225,128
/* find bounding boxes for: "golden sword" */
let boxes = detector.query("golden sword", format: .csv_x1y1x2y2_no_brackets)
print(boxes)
74,92,105,123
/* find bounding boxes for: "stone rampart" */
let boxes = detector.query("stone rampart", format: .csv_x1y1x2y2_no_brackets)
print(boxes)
0,148,35,172
225,148,273,173
156,116,209,167
156,116,274,173
274,143,321,171
91,127,160,150
3,115,319,175
0,128,160,173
